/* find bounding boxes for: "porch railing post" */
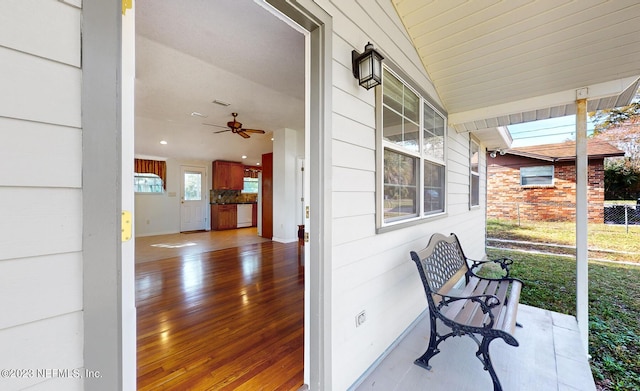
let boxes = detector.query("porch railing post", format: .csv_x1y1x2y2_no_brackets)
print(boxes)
575,96,589,354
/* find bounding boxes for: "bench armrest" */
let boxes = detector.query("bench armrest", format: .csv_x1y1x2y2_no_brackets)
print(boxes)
468,257,514,278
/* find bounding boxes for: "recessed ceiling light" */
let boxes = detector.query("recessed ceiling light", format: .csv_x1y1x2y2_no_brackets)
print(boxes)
256,162,261,166
241,155,247,159
160,140,168,145
190,112,207,118
212,99,231,107
271,137,275,141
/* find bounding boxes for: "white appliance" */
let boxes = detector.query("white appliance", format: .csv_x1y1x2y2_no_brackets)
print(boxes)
237,204,253,228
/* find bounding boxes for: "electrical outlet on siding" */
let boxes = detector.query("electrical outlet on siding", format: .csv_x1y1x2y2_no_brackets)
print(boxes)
355,310,366,327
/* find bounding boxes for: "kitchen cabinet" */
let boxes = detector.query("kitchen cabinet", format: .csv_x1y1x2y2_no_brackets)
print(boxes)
211,204,237,230
252,203,258,227
212,160,244,190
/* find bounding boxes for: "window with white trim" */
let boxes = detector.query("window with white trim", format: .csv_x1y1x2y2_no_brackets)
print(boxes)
380,68,446,226
134,173,164,193
470,140,480,207
520,165,554,186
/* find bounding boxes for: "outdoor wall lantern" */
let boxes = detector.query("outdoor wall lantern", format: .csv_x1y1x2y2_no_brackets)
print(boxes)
352,42,384,90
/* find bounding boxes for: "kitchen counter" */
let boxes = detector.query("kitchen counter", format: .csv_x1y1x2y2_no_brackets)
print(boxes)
210,202,257,205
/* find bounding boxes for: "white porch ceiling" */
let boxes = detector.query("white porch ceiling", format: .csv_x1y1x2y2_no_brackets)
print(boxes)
392,0,640,141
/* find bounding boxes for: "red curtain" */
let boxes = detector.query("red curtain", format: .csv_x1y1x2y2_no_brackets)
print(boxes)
134,159,167,190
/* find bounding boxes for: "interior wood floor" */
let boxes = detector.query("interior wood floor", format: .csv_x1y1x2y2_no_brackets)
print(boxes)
136,230,304,390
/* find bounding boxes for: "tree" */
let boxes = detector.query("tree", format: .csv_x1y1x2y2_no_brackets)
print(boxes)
590,87,640,199
590,87,640,133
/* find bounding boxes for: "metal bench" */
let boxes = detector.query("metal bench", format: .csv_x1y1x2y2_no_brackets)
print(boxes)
410,233,524,391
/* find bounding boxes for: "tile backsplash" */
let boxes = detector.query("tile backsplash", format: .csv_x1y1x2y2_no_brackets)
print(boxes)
210,189,258,204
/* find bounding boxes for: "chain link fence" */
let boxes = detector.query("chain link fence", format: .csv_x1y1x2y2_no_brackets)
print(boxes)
487,201,640,263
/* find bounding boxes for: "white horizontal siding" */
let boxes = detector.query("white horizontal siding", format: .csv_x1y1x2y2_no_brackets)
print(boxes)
0,312,83,391
333,112,376,150
0,47,81,127
1,1,85,390
0,117,81,188
0,188,82,261
0,0,80,67
332,140,375,171
0,253,82,330
333,192,375,219
333,166,375,192
301,1,490,389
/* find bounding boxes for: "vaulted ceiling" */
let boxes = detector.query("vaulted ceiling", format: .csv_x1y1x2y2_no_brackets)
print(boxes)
392,0,640,136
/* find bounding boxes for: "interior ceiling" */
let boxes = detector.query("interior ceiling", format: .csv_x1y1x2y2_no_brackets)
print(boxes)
134,0,305,165
392,0,640,134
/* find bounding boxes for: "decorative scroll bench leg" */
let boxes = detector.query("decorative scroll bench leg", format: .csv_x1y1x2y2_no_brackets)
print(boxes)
414,314,457,370
476,336,503,391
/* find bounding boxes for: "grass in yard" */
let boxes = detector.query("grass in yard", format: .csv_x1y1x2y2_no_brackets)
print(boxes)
484,248,640,391
487,219,640,263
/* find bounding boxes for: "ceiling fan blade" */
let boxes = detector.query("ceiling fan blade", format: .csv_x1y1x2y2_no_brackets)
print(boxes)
213,129,231,134
241,129,266,134
237,131,251,139
202,123,228,129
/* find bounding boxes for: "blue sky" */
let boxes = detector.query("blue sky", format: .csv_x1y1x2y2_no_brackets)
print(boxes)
508,115,596,147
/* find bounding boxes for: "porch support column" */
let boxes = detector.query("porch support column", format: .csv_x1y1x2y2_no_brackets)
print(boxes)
575,96,589,353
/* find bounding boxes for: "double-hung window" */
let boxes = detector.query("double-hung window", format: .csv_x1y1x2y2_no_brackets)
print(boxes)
379,68,446,227
470,140,480,207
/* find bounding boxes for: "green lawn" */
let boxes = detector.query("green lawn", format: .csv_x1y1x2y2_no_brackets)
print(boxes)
484,248,640,391
487,219,640,263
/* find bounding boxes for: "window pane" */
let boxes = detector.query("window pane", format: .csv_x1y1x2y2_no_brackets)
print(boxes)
184,172,202,200
520,166,553,185
470,141,479,207
403,118,419,152
423,103,445,162
384,149,417,221
383,106,403,143
134,173,164,193
424,161,444,214
470,142,479,174
242,177,259,193
471,174,479,206
383,69,403,113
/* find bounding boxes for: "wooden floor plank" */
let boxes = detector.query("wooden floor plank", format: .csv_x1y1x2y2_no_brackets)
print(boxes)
136,238,304,390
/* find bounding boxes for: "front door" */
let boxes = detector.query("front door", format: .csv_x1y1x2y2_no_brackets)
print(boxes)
180,165,207,232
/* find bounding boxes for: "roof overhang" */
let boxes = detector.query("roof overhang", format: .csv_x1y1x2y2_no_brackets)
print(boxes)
449,76,640,133
451,76,639,150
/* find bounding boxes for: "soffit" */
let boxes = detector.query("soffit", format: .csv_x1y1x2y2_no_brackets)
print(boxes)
392,0,640,134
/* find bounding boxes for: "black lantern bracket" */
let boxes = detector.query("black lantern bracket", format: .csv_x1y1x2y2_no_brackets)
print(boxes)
352,42,384,90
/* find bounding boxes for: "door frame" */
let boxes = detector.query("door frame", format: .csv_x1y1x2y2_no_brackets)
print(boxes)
82,0,332,389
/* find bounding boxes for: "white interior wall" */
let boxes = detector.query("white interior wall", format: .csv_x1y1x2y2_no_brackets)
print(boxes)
0,1,84,390
135,158,211,237
272,127,301,242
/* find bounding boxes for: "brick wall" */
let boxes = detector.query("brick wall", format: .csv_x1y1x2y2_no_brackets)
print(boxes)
487,154,605,223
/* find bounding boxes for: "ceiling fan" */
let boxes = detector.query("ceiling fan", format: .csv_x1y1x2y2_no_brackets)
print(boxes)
203,112,266,139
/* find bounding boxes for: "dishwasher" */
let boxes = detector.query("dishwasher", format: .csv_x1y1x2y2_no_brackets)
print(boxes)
236,204,253,228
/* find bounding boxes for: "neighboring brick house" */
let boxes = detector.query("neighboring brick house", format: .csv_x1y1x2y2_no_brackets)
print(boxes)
487,140,625,223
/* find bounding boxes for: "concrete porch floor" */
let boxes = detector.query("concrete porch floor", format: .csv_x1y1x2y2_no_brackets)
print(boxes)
352,305,596,391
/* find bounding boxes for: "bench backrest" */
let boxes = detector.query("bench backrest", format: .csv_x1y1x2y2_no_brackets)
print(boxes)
410,233,470,302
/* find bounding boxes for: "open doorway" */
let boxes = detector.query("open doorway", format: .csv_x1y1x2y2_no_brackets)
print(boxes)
132,0,310,389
